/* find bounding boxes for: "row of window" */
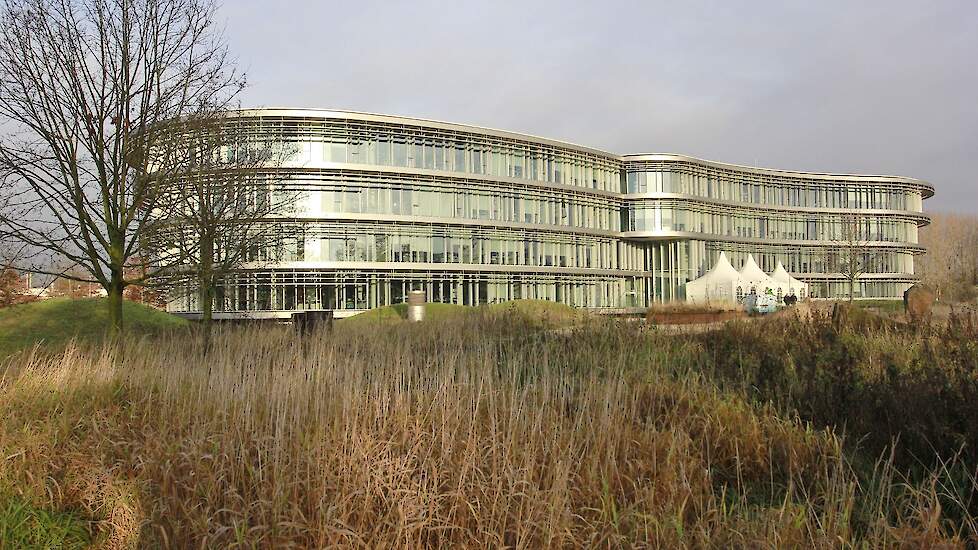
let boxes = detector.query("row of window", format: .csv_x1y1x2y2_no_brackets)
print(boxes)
807,280,913,299
263,231,624,270
626,206,919,243
637,240,916,300
624,170,923,211
267,229,916,277
192,118,929,214
166,272,640,312
292,186,618,230
245,223,628,269
270,134,621,192
705,246,916,276
163,249,916,315
179,177,923,244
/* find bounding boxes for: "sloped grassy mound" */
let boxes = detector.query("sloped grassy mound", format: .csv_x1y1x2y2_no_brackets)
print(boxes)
0,297,188,358
339,301,470,324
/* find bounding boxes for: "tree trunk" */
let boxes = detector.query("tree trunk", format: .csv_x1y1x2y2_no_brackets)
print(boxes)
199,275,214,353
199,233,215,350
200,279,214,324
107,267,124,334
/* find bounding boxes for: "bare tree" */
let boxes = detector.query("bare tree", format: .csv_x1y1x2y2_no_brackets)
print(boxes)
917,212,978,301
0,0,244,332
0,241,31,307
156,113,297,340
832,213,881,303
48,261,103,298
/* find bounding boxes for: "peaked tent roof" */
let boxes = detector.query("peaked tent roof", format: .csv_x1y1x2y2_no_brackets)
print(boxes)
701,251,741,281
771,261,792,282
687,252,742,287
738,254,771,282
685,251,744,303
771,261,808,290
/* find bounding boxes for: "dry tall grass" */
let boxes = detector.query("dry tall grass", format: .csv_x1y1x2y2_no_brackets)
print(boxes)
1,311,974,547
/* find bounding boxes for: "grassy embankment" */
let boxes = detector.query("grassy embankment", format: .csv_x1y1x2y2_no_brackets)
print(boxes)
2,303,977,546
0,297,188,359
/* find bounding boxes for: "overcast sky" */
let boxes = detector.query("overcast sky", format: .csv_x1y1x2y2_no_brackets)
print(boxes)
219,0,977,214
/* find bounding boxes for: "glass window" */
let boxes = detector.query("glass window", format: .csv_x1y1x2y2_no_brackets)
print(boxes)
362,140,376,164
432,236,445,262
328,142,346,163
454,145,466,172
472,148,483,175
391,189,402,214
438,193,452,217
376,137,391,165
434,143,446,170
512,154,524,178
410,141,423,168
626,172,638,193
392,141,407,167
344,189,360,213
366,188,378,213
402,189,413,215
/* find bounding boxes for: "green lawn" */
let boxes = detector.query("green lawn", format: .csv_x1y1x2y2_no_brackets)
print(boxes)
339,302,470,324
0,298,188,359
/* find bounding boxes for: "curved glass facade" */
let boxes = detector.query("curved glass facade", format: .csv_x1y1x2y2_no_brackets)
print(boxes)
163,110,933,318
623,161,926,212
625,202,921,243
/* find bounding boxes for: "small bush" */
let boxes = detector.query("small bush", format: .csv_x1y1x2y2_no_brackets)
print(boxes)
696,305,978,470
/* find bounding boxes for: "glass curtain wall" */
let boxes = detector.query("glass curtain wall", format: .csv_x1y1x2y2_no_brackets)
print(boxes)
625,168,924,212
162,113,933,316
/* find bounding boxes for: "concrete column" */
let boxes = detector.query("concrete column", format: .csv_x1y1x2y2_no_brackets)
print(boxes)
407,290,425,322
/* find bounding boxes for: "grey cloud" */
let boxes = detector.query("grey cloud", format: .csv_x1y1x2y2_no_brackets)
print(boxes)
220,0,977,213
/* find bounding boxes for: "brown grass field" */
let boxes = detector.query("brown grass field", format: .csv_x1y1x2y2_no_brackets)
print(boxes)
1,306,977,547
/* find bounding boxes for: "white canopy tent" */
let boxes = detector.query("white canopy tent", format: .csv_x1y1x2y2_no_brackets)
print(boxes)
737,254,784,297
685,253,804,304
771,261,809,299
685,252,742,303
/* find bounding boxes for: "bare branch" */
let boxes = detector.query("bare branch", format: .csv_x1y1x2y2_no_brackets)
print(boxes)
832,212,883,302
0,0,244,330
146,112,298,327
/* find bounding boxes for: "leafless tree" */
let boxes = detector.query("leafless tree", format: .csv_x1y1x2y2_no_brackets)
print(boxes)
0,240,31,307
0,0,244,332
831,213,881,303
917,212,978,301
155,113,297,340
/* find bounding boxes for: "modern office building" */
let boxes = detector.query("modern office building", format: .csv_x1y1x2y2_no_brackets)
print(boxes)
164,109,933,318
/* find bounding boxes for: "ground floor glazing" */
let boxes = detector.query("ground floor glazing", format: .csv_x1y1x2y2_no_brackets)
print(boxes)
166,238,919,316
166,270,646,314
